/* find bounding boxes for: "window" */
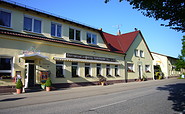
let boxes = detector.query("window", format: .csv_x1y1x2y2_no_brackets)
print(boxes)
72,62,79,77
0,57,12,78
51,22,62,37
24,16,42,33
115,65,119,76
96,64,101,76
85,63,91,77
145,65,150,73
135,49,139,57
87,32,97,44
56,61,64,78
69,28,81,41
127,63,134,72
140,50,144,57
106,64,111,76
0,10,11,27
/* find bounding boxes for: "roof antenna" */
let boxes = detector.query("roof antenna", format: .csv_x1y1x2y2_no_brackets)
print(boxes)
113,24,122,35
134,28,138,31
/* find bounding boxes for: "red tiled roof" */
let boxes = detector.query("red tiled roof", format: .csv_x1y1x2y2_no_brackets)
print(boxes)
102,31,140,54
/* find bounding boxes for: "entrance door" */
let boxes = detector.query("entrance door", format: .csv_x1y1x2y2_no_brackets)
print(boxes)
25,63,35,88
138,65,142,79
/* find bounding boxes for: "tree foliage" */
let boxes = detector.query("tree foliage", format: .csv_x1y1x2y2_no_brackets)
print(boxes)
176,36,185,70
105,0,185,32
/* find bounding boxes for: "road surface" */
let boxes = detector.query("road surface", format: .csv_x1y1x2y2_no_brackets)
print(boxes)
0,78,185,114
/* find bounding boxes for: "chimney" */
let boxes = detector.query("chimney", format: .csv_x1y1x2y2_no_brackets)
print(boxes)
117,30,121,35
99,28,103,31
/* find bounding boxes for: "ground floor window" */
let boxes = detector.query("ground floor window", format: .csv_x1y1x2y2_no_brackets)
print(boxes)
96,64,101,77
72,62,79,77
85,63,91,77
145,65,151,73
127,63,134,72
106,64,111,76
115,65,119,76
56,61,64,78
0,57,12,79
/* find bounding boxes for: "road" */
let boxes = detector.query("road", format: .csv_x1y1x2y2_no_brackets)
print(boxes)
0,79,185,114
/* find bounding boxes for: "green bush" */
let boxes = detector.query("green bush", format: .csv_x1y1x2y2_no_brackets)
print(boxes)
16,79,23,89
45,78,52,87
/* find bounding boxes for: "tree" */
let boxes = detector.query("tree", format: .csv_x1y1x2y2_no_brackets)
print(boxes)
105,0,185,32
176,36,185,70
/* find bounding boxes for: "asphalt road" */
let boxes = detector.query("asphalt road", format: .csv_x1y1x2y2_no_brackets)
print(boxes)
0,79,185,114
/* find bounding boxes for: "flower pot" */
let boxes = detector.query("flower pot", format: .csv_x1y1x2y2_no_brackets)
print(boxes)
101,82,105,86
46,87,51,91
16,89,22,94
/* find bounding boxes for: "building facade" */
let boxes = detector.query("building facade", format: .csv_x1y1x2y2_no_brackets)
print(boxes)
0,1,125,88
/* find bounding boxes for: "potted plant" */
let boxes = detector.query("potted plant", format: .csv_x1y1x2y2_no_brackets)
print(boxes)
99,76,106,86
45,78,52,91
16,79,23,94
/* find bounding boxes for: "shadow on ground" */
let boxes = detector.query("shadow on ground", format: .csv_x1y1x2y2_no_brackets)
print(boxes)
157,82,185,112
0,97,26,102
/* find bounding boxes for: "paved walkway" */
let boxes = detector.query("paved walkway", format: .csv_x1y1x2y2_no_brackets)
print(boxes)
0,78,179,109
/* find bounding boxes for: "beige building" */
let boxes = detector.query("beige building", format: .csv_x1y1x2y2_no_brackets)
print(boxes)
0,1,156,91
0,1,125,88
151,52,181,78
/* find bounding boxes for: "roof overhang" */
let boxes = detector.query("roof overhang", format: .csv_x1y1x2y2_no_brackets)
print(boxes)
19,53,48,60
53,57,121,65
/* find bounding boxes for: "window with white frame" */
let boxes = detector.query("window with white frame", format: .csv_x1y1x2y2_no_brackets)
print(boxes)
87,32,97,44
96,64,101,77
106,64,111,76
56,61,64,78
0,9,11,27
69,28,81,41
140,50,144,57
51,22,62,37
135,49,139,57
24,16,42,33
72,62,79,77
145,65,150,72
115,65,119,76
127,63,134,72
0,57,12,78
85,63,91,77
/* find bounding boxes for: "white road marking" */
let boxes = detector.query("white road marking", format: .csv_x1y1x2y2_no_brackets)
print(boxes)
89,99,127,111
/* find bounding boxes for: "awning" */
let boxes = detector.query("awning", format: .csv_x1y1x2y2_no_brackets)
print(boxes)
19,53,48,60
53,57,121,65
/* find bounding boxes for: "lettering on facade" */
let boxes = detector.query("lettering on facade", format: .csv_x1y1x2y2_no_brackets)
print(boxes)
66,53,116,62
22,46,40,55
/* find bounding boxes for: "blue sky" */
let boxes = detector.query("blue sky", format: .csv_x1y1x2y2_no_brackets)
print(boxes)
10,0,184,57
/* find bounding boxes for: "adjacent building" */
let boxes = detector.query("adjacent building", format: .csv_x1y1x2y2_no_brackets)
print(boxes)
151,52,181,78
103,31,154,82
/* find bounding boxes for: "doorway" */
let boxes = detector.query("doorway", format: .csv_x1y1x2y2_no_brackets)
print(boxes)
25,61,35,88
138,65,142,79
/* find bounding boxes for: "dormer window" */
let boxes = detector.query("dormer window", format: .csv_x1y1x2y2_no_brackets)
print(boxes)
87,32,97,45
0,10,11,27
69,28,81,41
51,22,62,37
24,16,42,33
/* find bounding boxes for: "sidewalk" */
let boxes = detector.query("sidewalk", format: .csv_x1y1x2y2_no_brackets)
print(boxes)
0,78,178,109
